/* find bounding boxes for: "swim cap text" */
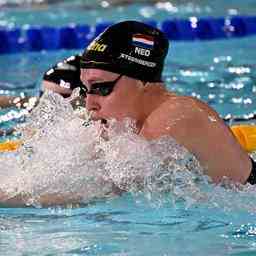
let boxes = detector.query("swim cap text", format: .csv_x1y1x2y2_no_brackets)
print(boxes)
135,47,151,57
120,53,156,67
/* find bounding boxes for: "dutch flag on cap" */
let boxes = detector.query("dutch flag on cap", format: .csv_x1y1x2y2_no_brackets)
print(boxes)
132,34,154,49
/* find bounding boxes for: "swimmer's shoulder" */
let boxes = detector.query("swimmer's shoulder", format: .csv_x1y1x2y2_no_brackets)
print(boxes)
153,95,201,119
158,95,221,121
143,95,223,138
141,96,199,139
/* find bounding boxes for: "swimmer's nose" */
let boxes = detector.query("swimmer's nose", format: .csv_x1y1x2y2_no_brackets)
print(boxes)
85,94,100,112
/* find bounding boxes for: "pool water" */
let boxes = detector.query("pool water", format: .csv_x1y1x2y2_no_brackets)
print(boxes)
1,194,256,256
1,1,256,256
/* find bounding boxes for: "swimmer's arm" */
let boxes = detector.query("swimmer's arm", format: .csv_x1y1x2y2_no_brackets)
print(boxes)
0,184,123,207
0,95,15,108
0,95,35,108
0,190,83,207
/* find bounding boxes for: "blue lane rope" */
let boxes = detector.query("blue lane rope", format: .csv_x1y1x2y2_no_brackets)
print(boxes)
0,16,256,54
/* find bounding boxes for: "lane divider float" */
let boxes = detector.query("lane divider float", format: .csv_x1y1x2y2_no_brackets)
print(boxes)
0,16,256,54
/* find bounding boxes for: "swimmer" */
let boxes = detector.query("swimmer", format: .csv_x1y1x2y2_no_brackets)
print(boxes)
0,21,254,207
79,20,254,185
0,55,84,136
0,54,83,109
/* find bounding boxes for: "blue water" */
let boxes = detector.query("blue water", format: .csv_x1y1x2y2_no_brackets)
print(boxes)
1,193,256,255
1,1,256,256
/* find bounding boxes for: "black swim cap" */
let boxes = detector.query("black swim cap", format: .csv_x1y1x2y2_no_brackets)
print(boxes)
80,21,169,82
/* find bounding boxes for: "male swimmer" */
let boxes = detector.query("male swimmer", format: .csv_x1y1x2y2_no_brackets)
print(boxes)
0,20,255,207
0,55,84,136
0,54,83,109
79,20,255,185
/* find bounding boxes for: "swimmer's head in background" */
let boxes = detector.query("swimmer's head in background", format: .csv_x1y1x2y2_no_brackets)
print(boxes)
80,20,169,82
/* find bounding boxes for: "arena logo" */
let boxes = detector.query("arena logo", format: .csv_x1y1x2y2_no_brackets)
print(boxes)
87,42,107,52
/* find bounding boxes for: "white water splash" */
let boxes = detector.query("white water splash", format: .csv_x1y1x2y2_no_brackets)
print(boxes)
0,91,256,212
96,119,208,207
0,92,115,205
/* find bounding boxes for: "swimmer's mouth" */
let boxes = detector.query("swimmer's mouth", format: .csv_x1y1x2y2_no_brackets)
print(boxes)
82,117,107,127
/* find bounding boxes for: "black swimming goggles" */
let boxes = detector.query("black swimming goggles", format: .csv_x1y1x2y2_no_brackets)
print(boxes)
79,74,122,97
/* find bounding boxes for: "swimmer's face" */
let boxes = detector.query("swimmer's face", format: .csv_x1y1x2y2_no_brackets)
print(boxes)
80,68,143,123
